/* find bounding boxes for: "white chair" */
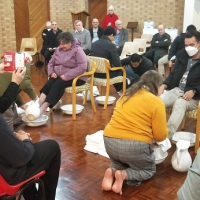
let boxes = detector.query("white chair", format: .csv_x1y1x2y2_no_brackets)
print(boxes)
133,38,147,54
120,42,139,59
141,33,153,48
20,38,39,64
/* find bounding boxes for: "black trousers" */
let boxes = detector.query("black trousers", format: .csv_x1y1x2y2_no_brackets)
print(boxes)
40,77,85,108
22,140,61,200
145,49,167,67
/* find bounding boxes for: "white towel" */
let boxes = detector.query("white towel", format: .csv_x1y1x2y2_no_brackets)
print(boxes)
84,130,110,158
156,138,171,152
85,130,104,143
84,144,99,153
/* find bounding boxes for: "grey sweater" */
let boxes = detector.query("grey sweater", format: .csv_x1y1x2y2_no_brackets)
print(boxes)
71,29,91,51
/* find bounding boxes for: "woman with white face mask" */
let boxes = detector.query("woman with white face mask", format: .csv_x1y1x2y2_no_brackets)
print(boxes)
159,30,200,139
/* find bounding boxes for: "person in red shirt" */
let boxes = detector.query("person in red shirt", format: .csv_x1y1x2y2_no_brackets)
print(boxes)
102,5,118,29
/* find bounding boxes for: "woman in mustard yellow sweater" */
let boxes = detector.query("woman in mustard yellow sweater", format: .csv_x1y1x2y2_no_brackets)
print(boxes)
102,70,168,195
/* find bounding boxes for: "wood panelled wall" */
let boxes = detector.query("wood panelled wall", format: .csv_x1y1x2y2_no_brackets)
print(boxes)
0,0,184,56
14,0,50,52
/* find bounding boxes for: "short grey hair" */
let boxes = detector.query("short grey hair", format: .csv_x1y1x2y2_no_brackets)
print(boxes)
74,20,82,26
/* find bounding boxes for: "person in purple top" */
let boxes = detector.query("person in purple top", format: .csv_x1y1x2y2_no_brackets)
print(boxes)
39,32,88,114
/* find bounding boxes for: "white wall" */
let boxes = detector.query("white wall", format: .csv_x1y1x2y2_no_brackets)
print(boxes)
183,0,200,32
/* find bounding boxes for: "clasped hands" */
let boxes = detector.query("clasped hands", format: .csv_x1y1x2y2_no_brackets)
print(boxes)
51,73,66,80
14,130,32,141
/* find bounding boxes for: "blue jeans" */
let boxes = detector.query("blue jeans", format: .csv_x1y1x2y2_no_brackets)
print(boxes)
125,67,139,80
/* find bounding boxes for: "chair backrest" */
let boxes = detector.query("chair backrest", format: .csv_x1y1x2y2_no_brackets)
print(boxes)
87,58,97,73
0,170,45,196
88,56,109,74
120,42,139,59
133,38,147,53
20,38,37,55
141,33,153,42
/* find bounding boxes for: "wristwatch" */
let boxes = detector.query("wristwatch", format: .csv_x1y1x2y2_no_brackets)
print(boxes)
192,89,197,95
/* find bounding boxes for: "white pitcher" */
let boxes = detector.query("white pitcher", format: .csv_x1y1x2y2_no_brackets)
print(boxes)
171,140,192,172
25,101,40,121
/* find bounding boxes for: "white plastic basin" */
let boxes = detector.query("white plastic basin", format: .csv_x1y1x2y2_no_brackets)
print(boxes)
95,96,116,105
61,104,84,115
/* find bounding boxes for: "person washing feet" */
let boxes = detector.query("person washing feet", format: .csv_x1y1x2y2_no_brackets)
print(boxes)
102,70,168,195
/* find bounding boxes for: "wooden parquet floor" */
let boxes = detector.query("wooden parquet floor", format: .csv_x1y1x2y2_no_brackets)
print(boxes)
16,64,197,200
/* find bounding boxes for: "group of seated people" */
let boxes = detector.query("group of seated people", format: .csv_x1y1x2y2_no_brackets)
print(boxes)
41,5,129,63
1,6,200,199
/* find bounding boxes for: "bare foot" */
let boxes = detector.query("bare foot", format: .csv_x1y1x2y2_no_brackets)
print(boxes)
101,168,115,191
112,170,127,195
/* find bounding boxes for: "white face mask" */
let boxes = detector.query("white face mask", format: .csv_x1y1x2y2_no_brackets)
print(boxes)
185,46,198,56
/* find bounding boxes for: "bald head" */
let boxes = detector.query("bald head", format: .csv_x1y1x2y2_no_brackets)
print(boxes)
158,24,165,35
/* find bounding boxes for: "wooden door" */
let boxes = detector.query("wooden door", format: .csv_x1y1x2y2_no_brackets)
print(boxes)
28,0,50,51
14,0,30,51
88,0,107,29
14,0,50,51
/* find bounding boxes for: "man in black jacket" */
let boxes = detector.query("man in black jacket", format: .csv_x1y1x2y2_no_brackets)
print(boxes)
121,53,154,83
145,24,171,67
160,31,200,138
158,24,197,77
89,18,104,43
91,26,129,92
41,21,62,62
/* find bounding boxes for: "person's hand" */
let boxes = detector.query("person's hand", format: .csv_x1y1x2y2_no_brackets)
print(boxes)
11,67,26,85
155,41,159,43
159,84,167,95
183,90,195,101
164,39,168,41
60,75,66,81
107,22,111,26
0,63,5,73
168,60,173,68
20,104,28,110
0,63,11,74
49,48,54,52
51,73,57,78
15,130,32,141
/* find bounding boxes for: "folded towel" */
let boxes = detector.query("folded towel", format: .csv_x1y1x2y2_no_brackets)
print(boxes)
84,144,99,153
85,130,104,143
86,140,99,146
156,138,171,152
84,130,110,158
98,149,109,158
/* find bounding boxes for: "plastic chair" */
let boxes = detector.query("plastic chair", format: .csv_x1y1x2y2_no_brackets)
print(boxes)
120,42,139,59
166,101,200,153
20,38,39,64
64,59,97,120
0,170,46,200
133,38,147,54
141,33,153,48
89,56,126,109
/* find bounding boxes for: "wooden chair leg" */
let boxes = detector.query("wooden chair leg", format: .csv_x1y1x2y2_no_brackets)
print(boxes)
181,116,186,130
195,113,200,153
90,87,96,113
104,84,110,109
83,91,87,105
72,91,76,120
98,86,102,96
